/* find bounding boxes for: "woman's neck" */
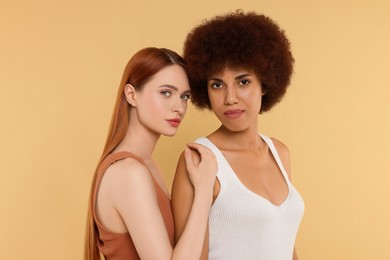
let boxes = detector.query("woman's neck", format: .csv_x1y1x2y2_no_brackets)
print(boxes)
209,125,263,152
113,119,160,162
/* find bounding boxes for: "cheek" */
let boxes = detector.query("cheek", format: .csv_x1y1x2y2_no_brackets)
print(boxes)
148,95,168,111
208,91,222,108
244,87,261,99
138,96,166,119
243,86,261,97
209,97,219,111
241,89,262,109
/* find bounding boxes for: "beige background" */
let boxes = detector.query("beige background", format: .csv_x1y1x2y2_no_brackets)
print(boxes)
1,0,389,259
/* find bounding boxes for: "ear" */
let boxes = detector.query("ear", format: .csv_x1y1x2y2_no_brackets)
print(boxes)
260,82,266,96
124,84,137,107
261,87,267,96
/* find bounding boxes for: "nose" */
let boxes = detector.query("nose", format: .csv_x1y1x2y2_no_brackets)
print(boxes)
224,85,239,105
172,97,186,116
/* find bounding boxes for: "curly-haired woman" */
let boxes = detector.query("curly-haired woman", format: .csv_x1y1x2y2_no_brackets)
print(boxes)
172,11,304,260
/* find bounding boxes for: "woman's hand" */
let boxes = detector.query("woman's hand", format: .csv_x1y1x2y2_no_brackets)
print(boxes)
184,143,218,193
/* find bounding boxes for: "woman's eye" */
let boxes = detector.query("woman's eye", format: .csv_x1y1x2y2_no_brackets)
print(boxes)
239,79,250,86
181,94,191,101
161,91,171,97
211,82,223,89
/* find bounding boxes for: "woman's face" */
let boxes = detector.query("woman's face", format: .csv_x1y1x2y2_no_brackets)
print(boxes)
132,64,191,136
207,67,263,132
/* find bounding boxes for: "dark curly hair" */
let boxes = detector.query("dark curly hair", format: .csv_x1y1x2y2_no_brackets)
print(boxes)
183,10,294,112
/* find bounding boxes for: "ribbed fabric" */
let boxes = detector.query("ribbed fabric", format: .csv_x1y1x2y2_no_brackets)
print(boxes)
92,151,174,260
195,134,304,260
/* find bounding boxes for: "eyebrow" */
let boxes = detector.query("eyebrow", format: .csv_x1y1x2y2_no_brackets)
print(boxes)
160,84,191,94
209,73,252,82
181,90,191,95
160,84,179,91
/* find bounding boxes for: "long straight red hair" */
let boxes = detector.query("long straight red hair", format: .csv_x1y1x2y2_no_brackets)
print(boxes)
84,47,186,260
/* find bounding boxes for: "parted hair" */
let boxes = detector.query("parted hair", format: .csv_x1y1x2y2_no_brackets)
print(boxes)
183,10,294,112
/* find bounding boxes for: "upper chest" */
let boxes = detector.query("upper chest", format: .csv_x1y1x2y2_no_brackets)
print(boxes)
222,149,283,182
218,149,289,206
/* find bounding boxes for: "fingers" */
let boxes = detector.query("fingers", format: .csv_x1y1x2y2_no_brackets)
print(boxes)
185,143,217,174
183,143,218,190
186,143,214,158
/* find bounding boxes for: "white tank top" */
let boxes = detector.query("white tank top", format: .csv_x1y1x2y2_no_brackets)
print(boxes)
195,134,304,260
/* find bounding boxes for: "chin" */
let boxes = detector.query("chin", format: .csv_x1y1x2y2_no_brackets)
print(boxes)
162,130,178,137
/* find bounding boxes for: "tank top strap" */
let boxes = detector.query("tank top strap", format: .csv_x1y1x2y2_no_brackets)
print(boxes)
106,151,146,166
194,137,238,187
94,152,145,183
259,134,290,183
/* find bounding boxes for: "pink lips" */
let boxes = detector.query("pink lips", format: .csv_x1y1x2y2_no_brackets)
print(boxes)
167,118,181,127
224,109,244,119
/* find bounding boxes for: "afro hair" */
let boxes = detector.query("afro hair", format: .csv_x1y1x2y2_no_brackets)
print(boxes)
183,10,294,112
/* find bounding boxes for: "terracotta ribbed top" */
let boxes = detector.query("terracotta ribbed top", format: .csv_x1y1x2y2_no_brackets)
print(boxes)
92,151,174,259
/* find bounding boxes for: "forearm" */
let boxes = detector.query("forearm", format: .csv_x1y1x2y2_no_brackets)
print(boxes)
172,190,212,260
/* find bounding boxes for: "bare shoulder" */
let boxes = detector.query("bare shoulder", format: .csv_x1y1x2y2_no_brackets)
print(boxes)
270,137,290,159
173,149,193,184
105,157,150,181
102,157,154,197
97,157,158,233
270,137,292,179
175,147,201,174
100,158,175,258
189,147,201,164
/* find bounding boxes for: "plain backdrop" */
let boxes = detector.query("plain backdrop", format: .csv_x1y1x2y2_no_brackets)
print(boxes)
1,0,389,259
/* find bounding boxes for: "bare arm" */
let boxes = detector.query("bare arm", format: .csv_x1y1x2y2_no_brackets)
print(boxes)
171,146,212,260
172,144,216,259
106,144,216,260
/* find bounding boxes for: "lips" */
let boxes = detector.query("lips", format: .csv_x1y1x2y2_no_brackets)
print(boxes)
167,118,181,127
224,109,244,119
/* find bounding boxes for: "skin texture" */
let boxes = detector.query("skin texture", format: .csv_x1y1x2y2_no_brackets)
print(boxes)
171,67,299,260
95,64,218,260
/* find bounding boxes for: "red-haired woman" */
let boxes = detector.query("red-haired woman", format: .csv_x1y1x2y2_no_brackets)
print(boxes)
85,47,217,260
172,11,304,260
